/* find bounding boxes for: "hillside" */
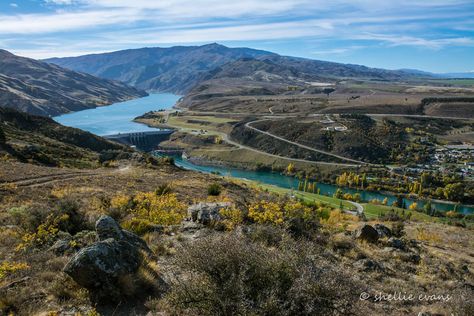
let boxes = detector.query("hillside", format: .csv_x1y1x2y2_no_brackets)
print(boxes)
45,44,273,94
0,107,134,167
0,50,147,117
45,44,425,95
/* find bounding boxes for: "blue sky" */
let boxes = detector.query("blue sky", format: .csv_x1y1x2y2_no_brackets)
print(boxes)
1,0,473,73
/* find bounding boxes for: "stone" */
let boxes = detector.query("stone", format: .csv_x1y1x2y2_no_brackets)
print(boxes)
187,202,232,225
355,224,379,243
387,237,405,250
64,216,159,300
95,215,124,240
374,224,392,238
50,238,72,255
64,238,141,295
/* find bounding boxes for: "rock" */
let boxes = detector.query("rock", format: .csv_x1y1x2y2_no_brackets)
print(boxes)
374,224,392,238
387,237,405,250
187,202,232,225
353,259,383,272
64,238,141,297
96,215,153,255
96,215,123,240
355,224,379,243
50,238,72,255
64,216,159,300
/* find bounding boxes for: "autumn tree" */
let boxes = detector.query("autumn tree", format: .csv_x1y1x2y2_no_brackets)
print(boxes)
444,183,464,202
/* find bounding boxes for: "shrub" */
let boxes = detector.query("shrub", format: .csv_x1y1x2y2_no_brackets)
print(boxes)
219,206,244,230
391,221,405,238
131,192,187,226
121,218,157,235
162,234,360,315
248,200,284,225
207,183,222,196
155,183,173,196
54,199,90,234
445,210,464,219
8,205,48,232
0,261,29,280
16,214,69,251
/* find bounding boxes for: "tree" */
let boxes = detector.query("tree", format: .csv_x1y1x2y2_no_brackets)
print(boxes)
333,189,344,199
286,163,295,174
444,183,464,201
424,201,432,214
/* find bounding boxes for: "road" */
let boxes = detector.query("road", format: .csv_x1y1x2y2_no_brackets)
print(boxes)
219,132,362,167
245,119,371,165
347,201,364,214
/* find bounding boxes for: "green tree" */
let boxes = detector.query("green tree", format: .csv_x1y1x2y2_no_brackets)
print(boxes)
424,201,432,214
444,183,464,201
333,189,344,199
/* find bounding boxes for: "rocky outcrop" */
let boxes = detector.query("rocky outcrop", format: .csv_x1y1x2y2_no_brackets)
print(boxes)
187,202,232,225
64,215,158,300
355,224,379,243
374,224,392,238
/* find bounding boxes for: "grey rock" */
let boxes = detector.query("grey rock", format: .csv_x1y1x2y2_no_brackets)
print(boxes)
64,216,158,300
355,224,379,243
64,238,141,297
187,202,232,225
96,215,124,241
387,237,406,250
374,224,392,238
50,238,72,255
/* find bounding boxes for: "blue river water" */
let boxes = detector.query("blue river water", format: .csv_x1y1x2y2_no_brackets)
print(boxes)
54,94,473,214
55,93,181,136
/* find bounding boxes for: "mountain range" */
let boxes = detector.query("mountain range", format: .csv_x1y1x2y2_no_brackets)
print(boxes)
45,43,426,95
0,49,147,117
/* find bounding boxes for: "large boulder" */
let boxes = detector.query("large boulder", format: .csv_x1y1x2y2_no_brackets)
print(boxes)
64,215,157,300
355,224,379,243
64,238,142,296
187,202,232,225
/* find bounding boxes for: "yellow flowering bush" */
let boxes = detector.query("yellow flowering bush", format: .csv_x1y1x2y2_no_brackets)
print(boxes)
283,201,314,221
219,206,244,230
248,200,284,225
16,214,69,251
110,194,130,210
131,192,187,226
0,261,29,280
320,210,357,231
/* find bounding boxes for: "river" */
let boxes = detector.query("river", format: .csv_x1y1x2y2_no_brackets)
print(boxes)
54,94,473,214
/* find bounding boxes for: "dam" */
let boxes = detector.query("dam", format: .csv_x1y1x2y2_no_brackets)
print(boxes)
104,130,174,151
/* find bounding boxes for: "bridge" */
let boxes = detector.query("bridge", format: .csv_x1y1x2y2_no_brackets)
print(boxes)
104,130,174,151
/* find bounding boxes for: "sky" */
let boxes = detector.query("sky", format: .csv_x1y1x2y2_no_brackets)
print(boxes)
1,0,473,73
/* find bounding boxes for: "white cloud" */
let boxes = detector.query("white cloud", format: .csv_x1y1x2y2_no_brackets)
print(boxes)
354,33,474,49
9,3,18,7
0,0,471,59
0,9,143,34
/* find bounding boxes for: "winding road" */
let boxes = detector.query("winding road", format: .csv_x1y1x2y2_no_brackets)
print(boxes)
245,119,371,165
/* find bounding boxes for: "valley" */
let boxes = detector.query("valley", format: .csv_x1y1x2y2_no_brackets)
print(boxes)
1,43,473,316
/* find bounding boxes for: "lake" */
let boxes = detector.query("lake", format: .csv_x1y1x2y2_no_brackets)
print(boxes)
54,94,473,214
54,93,181,136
